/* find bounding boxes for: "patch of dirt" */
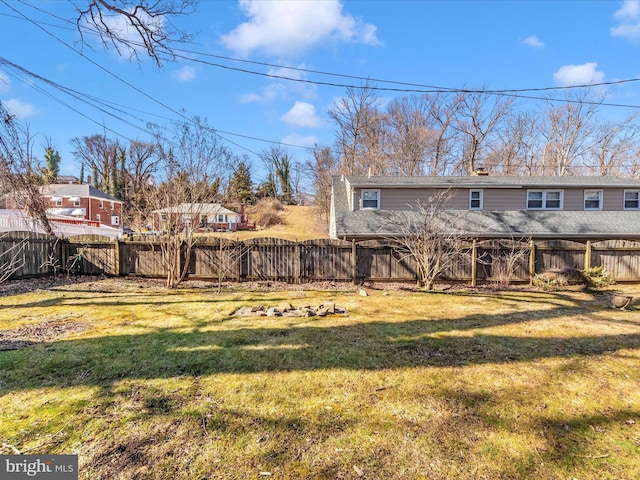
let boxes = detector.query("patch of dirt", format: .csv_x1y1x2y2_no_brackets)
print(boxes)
0,320,87,351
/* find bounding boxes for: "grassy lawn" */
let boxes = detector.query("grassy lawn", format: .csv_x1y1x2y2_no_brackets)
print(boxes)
1,279,639,479
220,205,327,241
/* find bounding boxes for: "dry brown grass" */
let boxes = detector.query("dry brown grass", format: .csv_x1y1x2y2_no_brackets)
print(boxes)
231,204,327,241
1,279,639,479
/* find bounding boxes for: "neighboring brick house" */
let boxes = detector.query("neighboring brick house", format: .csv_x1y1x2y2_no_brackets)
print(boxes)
6,184,123,229
151,203,250,232
330,174,640,241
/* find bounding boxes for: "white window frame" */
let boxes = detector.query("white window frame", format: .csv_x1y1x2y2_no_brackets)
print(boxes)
361,189,380,210
110,201,115,211
54,198,62,206
99,200,104,209
469,189,483,210
111,215,120,225
624,190,640,210
73,199,81,207
583,190,603,210
95,214,101,222
527,190,563,210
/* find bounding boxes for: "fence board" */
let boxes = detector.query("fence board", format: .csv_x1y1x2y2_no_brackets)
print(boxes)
592,240,640,281
0,232,57,279
6,233,640,284
535,240,586,272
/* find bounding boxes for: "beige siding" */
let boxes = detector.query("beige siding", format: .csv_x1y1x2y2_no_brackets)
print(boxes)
563,189,584,211
482,189,525,210
354,185,631,212
353,187,469,211
602,188,626,211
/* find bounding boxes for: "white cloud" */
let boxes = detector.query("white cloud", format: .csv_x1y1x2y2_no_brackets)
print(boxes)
221,0,381,57
172,66,196,82
3,98,36,118
0,72,10,94
239,83,287,103
611,0,640,40
281,101,321,127
522,35,544,47
553,63,605,86
281,133,318,148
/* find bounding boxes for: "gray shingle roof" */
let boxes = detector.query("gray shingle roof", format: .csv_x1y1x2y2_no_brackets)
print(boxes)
330,175,640,239
41,184,120,202
342,175,640,189
333,209,640,239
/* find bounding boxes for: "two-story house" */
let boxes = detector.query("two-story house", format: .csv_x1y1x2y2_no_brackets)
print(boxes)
329,175,640,241
7,184,123,229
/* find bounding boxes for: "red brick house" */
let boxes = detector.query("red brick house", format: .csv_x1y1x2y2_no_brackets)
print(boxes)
6,184,123,229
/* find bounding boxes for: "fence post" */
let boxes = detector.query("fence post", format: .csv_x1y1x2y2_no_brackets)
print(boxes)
585,241,592,270
294,240,300,284
471,239,477,287
529,240,535,286
351,240,357,285
113,238,121,276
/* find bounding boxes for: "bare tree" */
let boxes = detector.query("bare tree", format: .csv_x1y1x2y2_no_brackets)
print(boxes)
75,0,197,65
452,90,514,175
487,111,542,176
424,92,463,175
124,139,160,226
539,91,602,176
329,81,388,175
0,233,27,284
478,238,531,287
586,114,640,176
0,102,53,235
260,145,296,204
71,134,125,197
148,116,236,288
383,190,469,290
385,96,431,176
305,145,337,224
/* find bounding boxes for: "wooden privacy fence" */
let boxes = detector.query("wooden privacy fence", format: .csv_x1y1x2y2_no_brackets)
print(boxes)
3,233,640,284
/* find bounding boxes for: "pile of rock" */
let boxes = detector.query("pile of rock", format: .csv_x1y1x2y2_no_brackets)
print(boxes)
232,301,348,318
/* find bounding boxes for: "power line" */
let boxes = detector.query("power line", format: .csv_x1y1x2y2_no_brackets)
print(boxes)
8,1,640,108
1,0,266,157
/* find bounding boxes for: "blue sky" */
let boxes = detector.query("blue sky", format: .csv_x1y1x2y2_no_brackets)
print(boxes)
2,0,640,181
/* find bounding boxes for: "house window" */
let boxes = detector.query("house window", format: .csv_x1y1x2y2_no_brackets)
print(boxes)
99,200,104,209
361,189,380,209
96,214,101,222
110,201,114,210
181,214,192,224
584,190,603,210
111,215,120,225
527,190,563,210
73,199,81,207
54,197,62,206
217,214,227,223
624,190,640,210
469,190,483,210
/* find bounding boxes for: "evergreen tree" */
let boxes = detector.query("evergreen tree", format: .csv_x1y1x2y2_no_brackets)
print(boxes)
43,147,61,184
228,160,253,204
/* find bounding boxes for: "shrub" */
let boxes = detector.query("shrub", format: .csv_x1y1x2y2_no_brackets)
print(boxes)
533,268,586,291
582,266,615,290
248,198,286,228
